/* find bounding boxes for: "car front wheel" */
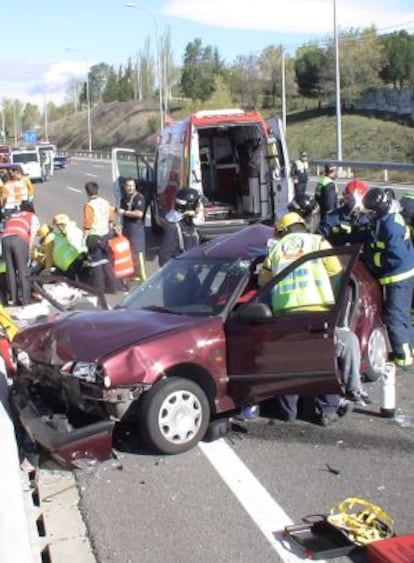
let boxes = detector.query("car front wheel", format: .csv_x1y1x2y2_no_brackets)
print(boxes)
139,377,210,454
364,326,389,382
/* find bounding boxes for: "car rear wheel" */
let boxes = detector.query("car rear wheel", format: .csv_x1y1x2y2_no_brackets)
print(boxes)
139,377,210,454
364,326,388,382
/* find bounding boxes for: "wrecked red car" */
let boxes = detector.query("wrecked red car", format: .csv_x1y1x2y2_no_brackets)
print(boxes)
11,224,388,463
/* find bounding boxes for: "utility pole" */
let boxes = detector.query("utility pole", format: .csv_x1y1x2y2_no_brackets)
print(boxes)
334,0,343,162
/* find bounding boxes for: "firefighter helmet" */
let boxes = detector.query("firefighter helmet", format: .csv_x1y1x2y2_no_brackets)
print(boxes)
174,188,200,215
288,195,318,218
276,212,306,233
38,224,51,238
362,188,392,218
53,213,70,226
344,179,368,198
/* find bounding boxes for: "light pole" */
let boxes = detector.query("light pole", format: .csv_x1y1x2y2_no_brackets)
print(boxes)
65,47,93,151
333,0,343,162
125,2,164,129
281,49,286,133
0,98,6,142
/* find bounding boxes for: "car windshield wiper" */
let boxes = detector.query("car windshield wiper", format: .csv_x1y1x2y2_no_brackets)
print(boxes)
141,305,177,314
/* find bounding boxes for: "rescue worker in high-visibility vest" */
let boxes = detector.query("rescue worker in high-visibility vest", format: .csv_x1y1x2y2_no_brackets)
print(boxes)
362,187,414,372
258,212,358,424
315,164,338,221
31,223,55,274
1,200,39,306
14,167,35,202
318,179,370,246
51,214,87,280
290,150,309,207
1,167,30,219
116,177,146,282
83,181,118,293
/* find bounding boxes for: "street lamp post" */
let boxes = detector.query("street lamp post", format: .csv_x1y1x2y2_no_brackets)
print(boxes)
125,2,164,129
0,98,6,142
333,0,343,162
65,47,93,152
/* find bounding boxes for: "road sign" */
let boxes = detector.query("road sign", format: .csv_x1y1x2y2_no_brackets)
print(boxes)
22,130,37,143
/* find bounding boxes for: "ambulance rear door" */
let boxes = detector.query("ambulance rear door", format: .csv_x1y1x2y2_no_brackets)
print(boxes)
265,117,294,217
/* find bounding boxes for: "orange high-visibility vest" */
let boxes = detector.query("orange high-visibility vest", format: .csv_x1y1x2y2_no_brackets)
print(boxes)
108,235,134,279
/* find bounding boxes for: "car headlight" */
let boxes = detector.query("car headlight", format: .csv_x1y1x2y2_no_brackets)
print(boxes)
62,361,101,383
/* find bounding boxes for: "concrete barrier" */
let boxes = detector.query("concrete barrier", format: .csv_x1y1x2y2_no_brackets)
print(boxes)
0,361,33,563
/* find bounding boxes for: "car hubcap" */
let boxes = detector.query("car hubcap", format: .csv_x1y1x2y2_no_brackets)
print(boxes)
158,390,203,445
368,328,387,371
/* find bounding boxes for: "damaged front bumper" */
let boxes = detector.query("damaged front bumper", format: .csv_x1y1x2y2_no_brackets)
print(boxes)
10,379,115,469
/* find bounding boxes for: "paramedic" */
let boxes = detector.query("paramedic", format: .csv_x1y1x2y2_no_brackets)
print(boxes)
51,214,87,280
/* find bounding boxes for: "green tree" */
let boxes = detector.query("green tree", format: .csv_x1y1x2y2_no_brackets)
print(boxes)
181,38,218,101
379,30,414,88
21,103,40,131
294,44,326,98
102,67,121,102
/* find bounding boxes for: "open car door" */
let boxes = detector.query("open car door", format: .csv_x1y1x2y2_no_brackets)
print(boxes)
225,244,361,404
265,117,294,214
111,148,154,212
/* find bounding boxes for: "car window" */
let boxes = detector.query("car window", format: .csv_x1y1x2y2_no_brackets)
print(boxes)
255,251,353,316
121,257,251,315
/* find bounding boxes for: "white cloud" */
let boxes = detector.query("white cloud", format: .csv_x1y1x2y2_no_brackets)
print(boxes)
163,0,414,35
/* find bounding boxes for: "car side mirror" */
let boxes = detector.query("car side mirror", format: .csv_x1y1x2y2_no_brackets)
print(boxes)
237,302,273,322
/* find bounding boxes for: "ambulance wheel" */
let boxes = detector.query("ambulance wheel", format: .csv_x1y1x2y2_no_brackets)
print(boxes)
139,377,210,454
364,326,388,382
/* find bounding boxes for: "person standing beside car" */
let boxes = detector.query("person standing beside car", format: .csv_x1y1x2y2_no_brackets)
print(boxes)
291,150,309,207
117,177,146,281
159,187,201,267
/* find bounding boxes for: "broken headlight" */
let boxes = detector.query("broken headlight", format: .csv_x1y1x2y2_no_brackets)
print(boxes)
61,361,103,384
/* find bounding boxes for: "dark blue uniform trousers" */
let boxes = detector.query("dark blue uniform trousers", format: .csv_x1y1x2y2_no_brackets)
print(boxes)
383,277,414,366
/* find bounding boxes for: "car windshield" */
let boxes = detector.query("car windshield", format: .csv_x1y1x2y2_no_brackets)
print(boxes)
120,257,252,316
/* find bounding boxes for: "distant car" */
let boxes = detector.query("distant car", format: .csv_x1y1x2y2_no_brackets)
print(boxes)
54,154,71,169
11,225,388,463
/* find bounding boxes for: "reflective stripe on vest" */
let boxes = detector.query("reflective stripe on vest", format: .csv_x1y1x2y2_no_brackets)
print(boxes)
3,180,29,209
52,233,82,271
88,197,111,236
3,212,31,243
108,235,134,278
269,233,334,311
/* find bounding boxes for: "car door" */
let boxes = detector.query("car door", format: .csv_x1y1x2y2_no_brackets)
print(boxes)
225,244,361,403
111,148,154,210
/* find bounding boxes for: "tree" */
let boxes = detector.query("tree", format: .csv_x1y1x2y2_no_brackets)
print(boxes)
21,103,40,131
379,30,414,89
89,63,112,104
294,44,326,98
181,38,218,101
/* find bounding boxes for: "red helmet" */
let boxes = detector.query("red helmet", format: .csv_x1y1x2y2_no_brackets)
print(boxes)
344,179,368,198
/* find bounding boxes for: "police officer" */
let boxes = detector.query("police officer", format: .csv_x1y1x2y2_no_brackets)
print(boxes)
315,164,338,221
291,150,309,207
158,187,201,267
362,188,414,372
319,179,370,246
258,212,354,424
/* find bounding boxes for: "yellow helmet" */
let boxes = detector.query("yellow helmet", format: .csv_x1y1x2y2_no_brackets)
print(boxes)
53,213,70,226
38,223,51,238
275,212,305,233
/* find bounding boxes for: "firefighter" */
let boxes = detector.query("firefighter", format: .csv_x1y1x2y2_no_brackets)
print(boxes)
1,201,39,305
315,164,338,221
291,150,309,207
51,214,87,280
158,187,201,267
258,212,359,423
362,187,414,372
319,179,370,246
31,223,55,274
83,181,118,293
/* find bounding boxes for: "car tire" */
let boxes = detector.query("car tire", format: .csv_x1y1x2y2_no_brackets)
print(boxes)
363,326,388,382
139,377,210,454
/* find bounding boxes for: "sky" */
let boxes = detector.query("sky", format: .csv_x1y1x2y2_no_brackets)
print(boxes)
0,0,413,107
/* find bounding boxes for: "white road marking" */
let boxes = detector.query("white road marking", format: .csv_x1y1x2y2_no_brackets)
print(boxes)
199,440,327,563
85,173,99,178
92,164,104,168
67,186,82,193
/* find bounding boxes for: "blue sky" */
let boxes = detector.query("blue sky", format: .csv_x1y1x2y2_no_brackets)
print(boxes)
0,0,413,106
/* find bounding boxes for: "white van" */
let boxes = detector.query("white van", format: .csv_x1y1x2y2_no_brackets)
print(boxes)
112,109,293,239
11,148,43,182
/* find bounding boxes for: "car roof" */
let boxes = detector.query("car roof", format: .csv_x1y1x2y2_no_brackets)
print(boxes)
181,223,273,260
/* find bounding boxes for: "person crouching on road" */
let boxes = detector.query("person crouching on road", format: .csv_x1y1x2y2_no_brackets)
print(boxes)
1,201,39,306
158,187,201,267
361,187,414,372
117,177,146,281
30,223,55,275
83,181,118,293
257,212,361,425
51,214,87,281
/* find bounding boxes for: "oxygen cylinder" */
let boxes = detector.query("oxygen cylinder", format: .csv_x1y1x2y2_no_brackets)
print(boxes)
380,363,396,418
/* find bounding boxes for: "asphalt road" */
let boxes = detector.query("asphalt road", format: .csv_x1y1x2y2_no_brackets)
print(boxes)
31,160,414,563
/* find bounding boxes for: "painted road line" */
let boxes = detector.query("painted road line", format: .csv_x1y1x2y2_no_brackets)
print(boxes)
85,173,99,178
67,186,82,193
199,440,327,563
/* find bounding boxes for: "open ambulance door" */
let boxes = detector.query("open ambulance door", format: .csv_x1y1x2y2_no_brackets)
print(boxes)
265,117,294,218
111,148,154,213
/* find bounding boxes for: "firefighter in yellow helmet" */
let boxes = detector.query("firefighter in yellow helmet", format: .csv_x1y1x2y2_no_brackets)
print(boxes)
256,211,367,424
51,213,87,280
31,223,55,274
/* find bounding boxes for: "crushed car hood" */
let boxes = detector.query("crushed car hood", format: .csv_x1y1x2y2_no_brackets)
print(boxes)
13,309,213,364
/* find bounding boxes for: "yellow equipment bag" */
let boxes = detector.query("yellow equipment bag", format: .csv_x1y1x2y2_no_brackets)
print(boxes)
327,497,394,545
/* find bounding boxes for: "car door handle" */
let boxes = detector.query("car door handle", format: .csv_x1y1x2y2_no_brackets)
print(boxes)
308,322,328,333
